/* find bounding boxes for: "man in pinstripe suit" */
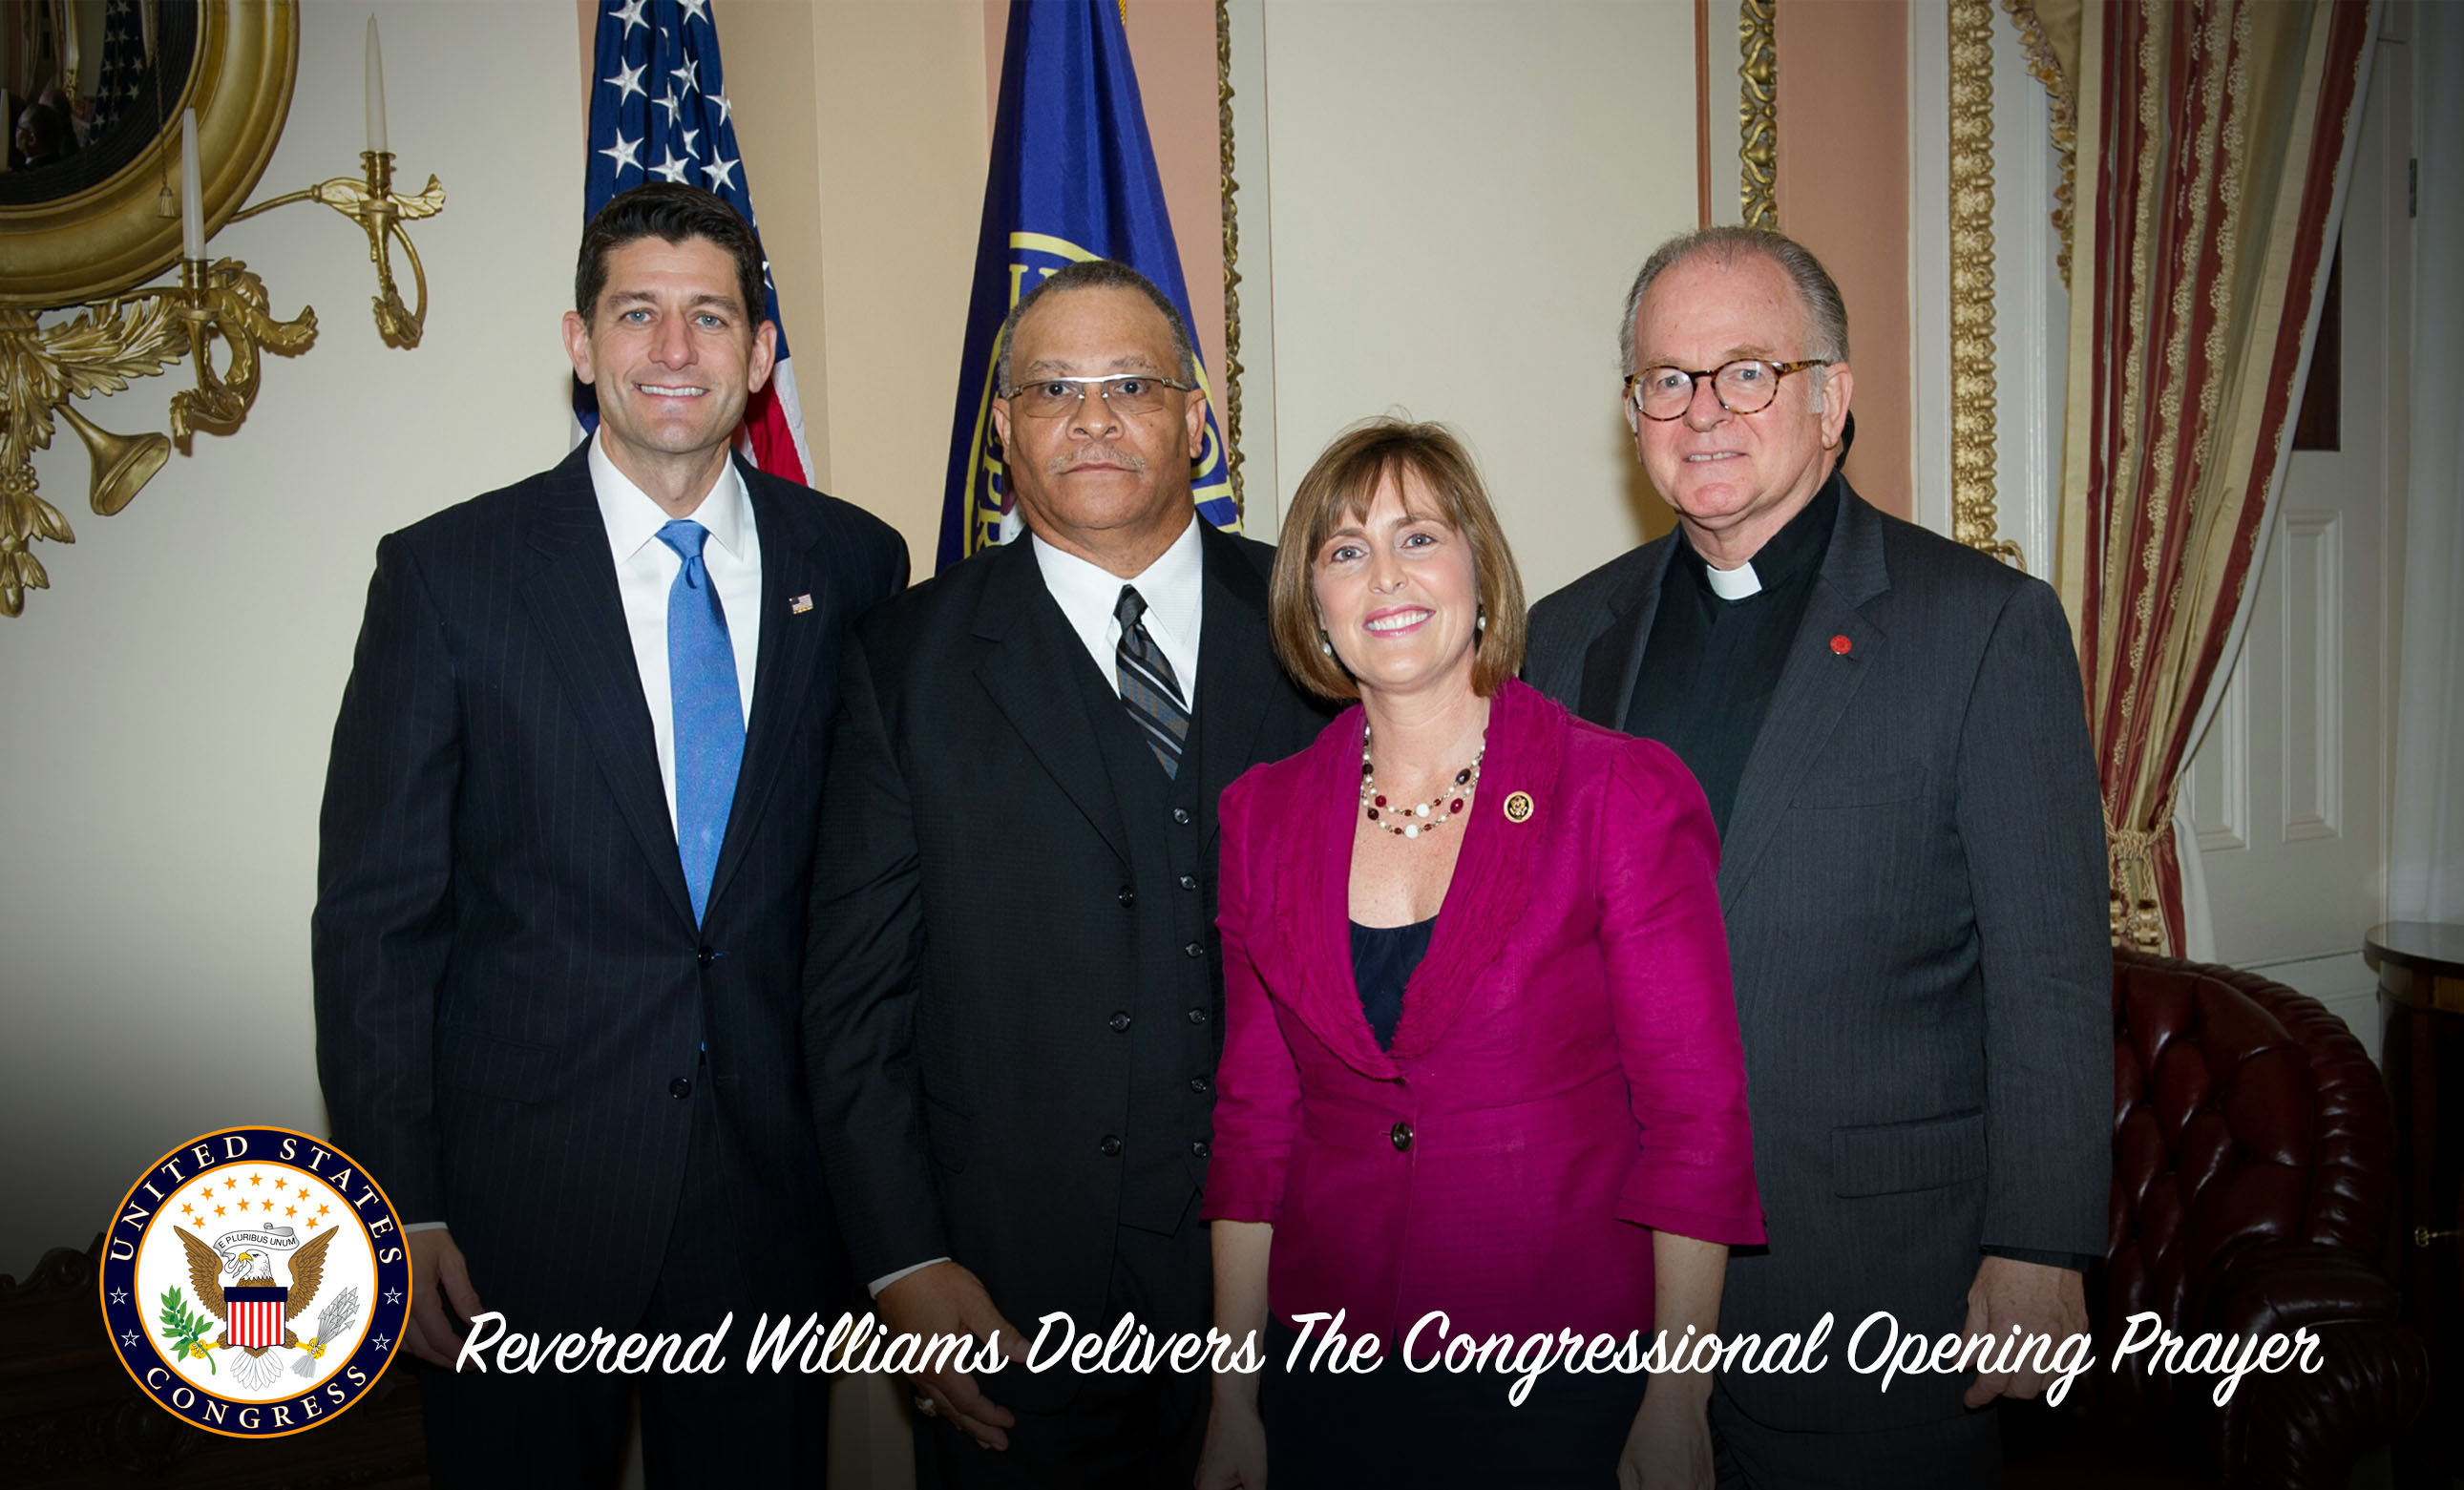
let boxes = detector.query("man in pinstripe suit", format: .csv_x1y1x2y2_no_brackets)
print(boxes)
312,184,906,1486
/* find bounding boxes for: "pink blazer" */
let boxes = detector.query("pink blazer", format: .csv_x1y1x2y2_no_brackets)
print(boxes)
1204,679,1763,1344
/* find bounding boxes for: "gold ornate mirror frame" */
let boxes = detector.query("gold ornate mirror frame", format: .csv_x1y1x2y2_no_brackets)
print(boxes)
3,0,447,619
1,1,297,307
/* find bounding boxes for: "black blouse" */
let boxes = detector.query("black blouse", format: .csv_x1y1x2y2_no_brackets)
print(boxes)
1349,916,1437,1050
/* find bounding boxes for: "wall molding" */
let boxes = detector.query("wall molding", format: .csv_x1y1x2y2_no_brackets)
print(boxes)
2188,658,2249,851
1739,0,1776,225
1948,0,2014,565
2281,509,2344,842
1990,0,2063,581
1910,3,1952,538
1215,0,1244,519
1998,0,2078,285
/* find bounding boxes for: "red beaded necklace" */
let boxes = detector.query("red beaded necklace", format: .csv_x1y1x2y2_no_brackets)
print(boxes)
1358,724,1485,839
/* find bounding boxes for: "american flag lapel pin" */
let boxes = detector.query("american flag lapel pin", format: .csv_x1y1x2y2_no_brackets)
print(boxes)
790,594,813,615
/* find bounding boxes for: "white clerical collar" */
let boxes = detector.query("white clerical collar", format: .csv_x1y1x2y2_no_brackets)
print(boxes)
1030,514,1204,653
587,433,750,564
1704,559,1763,600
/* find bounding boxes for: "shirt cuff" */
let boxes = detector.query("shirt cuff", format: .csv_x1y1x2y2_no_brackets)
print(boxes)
868,1257,950,1297
1981,1245,2097,1273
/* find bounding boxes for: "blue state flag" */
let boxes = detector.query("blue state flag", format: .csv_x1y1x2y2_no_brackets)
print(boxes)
937,0,1237,573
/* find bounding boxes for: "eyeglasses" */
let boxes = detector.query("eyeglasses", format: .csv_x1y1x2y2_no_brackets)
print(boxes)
1623,359,1830,421
999,373,1197,420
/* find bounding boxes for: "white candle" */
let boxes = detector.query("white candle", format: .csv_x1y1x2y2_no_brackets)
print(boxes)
179,108,204,260
365,16,388,156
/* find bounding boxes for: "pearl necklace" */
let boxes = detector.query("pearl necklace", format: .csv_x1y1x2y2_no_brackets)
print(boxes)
1359,724,1485,839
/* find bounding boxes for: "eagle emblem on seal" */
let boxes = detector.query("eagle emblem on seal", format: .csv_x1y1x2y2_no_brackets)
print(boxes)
156,1225,359,1392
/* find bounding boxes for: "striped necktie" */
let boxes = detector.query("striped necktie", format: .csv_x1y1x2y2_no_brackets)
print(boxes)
1113,584,1190,778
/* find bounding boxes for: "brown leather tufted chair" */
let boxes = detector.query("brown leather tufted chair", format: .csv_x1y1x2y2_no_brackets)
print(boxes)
2034,951,2431,1487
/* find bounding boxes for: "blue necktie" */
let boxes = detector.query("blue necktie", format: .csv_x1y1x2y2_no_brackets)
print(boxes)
658,519,744,924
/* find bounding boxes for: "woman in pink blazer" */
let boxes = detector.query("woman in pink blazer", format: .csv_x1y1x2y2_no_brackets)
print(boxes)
1194,420,1762,1489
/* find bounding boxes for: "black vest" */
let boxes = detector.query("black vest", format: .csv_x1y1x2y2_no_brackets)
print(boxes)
1069,653,1220,1235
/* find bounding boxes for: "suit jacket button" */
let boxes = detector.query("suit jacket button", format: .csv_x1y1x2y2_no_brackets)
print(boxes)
1099,1135,1123,1157
697,945,716,968
1389,1122,1413,1151
1108,1011,1132,1032
1186,1007,1209,1025
1171,808,1191,825
1179,873,1198,892
1190,1140,1211,1159
670,1078,693,1099
1184,941,1206,959
1189,1076,1211,1094
1118,886,1136,908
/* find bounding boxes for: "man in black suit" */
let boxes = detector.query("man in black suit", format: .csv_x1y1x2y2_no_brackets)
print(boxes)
803,259,1328,1488
1526,228,2110,1487
313,183,905,1486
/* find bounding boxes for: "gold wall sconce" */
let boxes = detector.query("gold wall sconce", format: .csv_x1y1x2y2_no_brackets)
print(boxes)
0,1,445,619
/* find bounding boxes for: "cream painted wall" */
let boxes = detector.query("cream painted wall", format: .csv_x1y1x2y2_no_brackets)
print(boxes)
3,1,582,1276
715,0,991,572
1252,0,1695,598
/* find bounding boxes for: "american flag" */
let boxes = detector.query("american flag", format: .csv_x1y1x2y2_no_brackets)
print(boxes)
224,1285,287,1351
577,0,813,486
88,0,147,137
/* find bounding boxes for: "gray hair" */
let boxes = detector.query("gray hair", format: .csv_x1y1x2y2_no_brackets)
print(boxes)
994,259,1199,392
1617,226,1850,380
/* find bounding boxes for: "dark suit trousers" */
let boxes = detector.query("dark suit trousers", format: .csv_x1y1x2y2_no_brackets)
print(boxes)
1711,1386,1996,1490
916,1215,1211,1490
420,1071,832,1488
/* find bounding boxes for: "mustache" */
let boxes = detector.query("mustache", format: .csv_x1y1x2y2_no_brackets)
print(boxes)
1047,446,1148,476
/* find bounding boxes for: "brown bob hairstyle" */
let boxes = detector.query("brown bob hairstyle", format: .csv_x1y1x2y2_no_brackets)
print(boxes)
1270,417,1528,702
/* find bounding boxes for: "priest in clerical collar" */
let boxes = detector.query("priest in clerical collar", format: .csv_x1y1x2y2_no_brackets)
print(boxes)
1526,226,2113,1490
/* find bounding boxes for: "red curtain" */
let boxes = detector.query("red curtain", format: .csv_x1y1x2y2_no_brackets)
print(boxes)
2056,0,2377,953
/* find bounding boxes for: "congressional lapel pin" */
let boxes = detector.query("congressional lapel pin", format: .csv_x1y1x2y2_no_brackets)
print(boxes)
1503,790,1535,824
790,594,813,615
1829,633,1852,656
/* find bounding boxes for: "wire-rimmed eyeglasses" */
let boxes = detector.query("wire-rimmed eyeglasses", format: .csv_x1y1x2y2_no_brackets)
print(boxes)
999,373,1197,420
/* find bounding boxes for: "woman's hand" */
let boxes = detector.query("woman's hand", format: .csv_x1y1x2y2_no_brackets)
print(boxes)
1617,1383,1714,1490
1193,1392,1269,1489
1625,1229,1725,1487
1199,1222,1274,1487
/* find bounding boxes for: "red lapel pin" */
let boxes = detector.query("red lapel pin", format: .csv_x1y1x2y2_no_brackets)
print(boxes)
1829,634,1852,656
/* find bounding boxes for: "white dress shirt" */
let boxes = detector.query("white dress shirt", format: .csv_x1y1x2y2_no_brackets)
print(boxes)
591,432,764,829
866,518,1207,1298
1029,514,1205,701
